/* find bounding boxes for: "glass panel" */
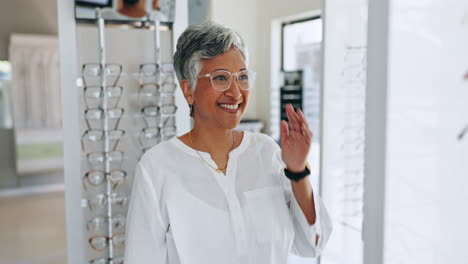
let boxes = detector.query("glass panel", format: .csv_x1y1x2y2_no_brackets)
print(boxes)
320,1,368,264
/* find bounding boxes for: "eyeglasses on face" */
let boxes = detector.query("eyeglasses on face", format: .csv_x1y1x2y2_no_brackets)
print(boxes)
197,69,256,92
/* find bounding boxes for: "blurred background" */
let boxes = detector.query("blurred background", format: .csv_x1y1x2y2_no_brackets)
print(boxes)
0,0,467,264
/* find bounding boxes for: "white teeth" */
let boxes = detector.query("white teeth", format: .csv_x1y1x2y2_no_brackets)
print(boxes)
219,104,239,110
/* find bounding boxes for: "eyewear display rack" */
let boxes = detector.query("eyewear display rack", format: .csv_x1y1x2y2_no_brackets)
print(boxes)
58,1,189,263
79,9,175,264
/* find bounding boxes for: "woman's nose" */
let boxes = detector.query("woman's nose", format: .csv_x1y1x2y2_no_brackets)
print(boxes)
224,77,242,99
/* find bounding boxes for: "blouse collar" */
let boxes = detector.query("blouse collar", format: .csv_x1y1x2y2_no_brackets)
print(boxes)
171,130,251,158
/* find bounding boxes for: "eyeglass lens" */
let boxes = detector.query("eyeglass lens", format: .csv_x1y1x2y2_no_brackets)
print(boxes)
210,70,255,91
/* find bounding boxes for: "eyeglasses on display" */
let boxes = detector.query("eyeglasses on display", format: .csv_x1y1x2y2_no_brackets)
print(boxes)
81,129,125,152
86,214,126,233
83,85,123,108
86,193,129,211
88,232,125,251
83,169,127,190
82,63,122,87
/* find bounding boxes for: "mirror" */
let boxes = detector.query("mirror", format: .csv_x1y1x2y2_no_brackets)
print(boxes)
0,61,12,129
0,33,64,190
9,34,64,178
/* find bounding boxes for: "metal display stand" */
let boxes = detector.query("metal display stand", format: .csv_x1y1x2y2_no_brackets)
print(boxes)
78,9,177,263
98,12,115,261
59,1,188,262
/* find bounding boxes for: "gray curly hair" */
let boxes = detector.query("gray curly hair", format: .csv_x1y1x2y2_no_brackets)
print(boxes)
173,21,249,91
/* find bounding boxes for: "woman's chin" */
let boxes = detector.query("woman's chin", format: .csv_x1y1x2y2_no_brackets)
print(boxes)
219,118,242,130
222,122,241,130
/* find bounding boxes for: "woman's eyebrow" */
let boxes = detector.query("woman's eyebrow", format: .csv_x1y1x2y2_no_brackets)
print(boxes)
211,68,247,72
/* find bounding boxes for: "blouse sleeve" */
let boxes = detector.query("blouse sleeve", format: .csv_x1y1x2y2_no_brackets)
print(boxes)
273,148,333,258
124,162,168,263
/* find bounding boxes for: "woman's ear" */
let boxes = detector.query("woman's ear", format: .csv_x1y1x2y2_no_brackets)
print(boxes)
180,79,194,105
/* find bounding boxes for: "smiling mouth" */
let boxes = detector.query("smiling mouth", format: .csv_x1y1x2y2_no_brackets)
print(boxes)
219,103,239,110
217,103,242,111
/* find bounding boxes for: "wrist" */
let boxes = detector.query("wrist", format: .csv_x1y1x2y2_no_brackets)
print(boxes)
285,164,307,173
284,164,311,182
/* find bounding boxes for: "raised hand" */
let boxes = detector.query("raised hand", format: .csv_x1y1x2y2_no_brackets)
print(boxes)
280,104,313,172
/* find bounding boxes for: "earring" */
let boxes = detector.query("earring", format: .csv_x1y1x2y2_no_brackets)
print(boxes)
189,104,194,117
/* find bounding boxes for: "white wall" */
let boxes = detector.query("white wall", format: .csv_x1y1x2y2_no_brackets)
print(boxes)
209,0,258,120
0,0,58,60
383,1,468,263
209,0,321,132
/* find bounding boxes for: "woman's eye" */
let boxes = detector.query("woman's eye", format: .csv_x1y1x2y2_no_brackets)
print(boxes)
213,75,228,81
239,74,249,80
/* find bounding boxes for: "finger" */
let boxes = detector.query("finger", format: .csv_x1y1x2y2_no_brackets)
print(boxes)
296,108,311,137
284,106,295,131
295,108,313,138
296,108,309,125
287,104,301,124
281,120,290,137
301,123,313,144
280,120,289,146
286,104,301,131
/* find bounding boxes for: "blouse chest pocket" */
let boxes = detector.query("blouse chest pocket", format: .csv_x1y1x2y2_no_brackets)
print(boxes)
166,191,236,263
244,186,295,245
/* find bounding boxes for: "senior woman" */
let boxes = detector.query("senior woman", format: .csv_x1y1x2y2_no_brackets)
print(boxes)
124,22,332,263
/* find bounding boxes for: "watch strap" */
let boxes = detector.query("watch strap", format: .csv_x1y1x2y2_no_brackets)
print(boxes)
284,164,310,182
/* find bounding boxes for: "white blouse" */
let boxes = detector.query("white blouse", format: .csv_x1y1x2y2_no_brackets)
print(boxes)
124,131,332,264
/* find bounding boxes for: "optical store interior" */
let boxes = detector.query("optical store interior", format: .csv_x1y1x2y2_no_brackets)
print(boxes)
0,0,467,264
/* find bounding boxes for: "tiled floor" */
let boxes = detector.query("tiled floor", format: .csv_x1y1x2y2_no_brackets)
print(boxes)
0,192,67,264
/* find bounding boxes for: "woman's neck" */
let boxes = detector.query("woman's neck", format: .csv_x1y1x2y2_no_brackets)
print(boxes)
190,124,235,157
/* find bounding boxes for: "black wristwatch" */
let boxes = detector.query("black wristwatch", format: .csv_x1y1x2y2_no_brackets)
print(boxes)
284,164,311,182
